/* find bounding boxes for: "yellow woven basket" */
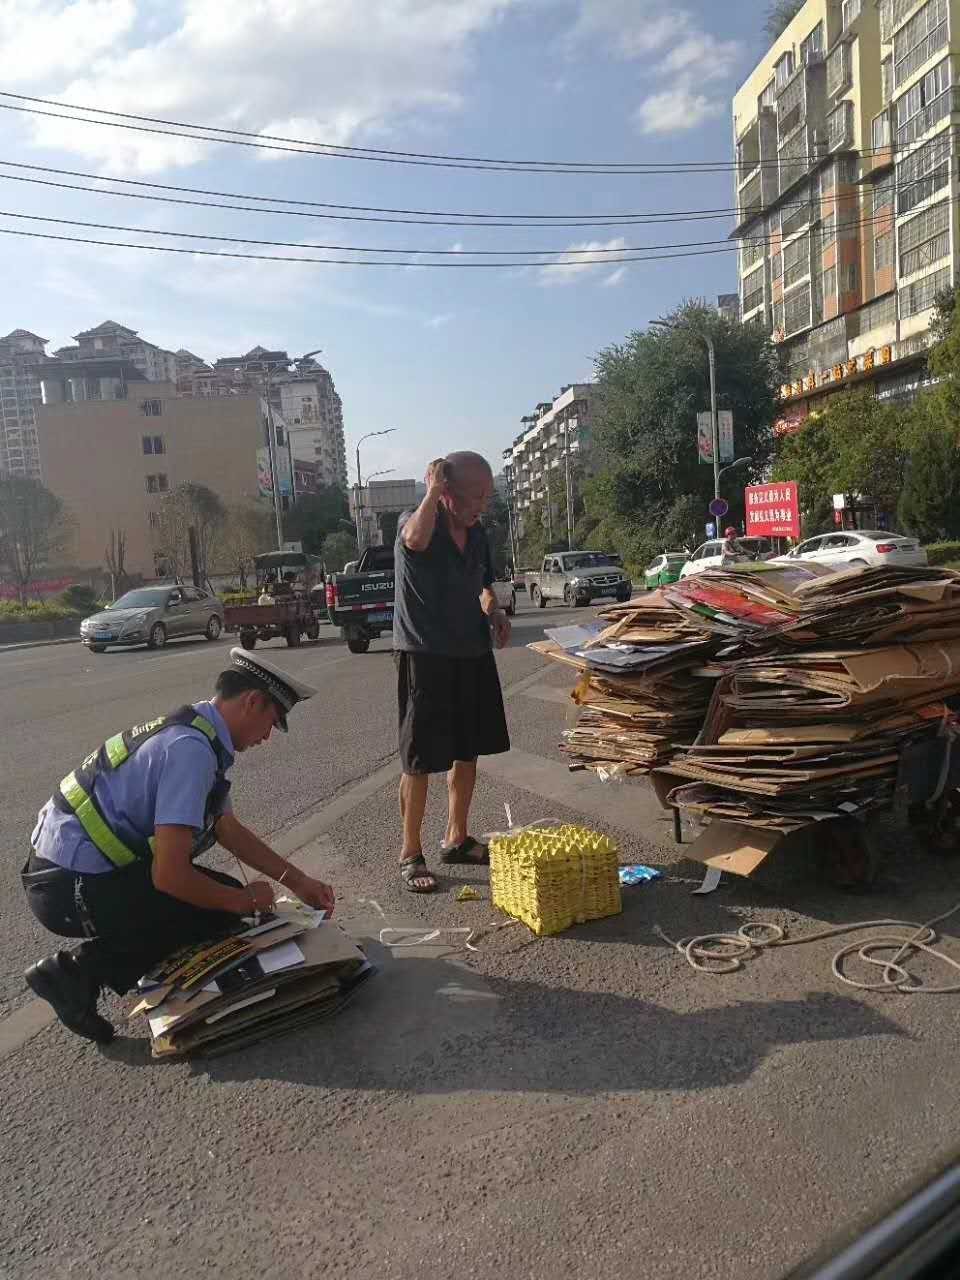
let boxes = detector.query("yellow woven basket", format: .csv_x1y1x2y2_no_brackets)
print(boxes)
489,824,622,937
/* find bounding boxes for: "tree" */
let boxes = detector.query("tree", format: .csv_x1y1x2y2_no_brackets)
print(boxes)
284,485,350,554
154,483,226,581
320,530,358,572
104,528,129,599
589,300,779,568
222,502,273,590
773,391,908,533
0,476,70,604
765,0,804,39
898,395,960,541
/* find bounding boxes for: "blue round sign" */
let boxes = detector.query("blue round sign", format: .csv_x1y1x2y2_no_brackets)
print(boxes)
709,498,729,518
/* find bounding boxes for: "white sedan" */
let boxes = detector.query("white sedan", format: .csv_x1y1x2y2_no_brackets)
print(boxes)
776,530,927,570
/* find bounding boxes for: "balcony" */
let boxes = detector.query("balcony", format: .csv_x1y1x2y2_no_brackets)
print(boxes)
738,170,763,221
880,0,924,43
894,15,948,90
827,100,853,150
826,43,852,97
896,84,960,147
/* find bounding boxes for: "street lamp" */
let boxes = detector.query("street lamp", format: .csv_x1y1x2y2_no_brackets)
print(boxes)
650,317,721,501
718,456,753,488
364,468,396,485
354,428,396,551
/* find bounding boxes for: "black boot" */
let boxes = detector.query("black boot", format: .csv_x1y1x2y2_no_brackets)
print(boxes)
25,950,114,1044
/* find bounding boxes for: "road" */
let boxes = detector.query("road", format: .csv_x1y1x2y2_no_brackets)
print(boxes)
1,597,959,1280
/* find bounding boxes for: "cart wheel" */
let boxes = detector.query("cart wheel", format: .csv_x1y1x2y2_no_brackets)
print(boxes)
239,629,257,651
306,621,320,641
286,625,302,648
347,635,370,654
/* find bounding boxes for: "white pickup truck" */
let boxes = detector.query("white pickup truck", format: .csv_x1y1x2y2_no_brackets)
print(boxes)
529,552,632,608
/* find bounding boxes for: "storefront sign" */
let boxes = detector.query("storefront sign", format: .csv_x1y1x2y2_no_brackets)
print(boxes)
745,482,800,538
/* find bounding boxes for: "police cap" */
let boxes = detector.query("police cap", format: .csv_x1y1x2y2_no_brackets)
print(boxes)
225,647,317,732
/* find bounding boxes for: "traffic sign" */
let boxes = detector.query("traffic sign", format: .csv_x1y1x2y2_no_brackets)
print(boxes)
709,498,729,518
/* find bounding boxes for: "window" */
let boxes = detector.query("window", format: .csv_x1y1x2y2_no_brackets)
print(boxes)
821,211,837,251
882,57,893,107
875,230,895,270
844,263,860,292
823,265,838,297
899,199,951,274
775,51,795,91
777,71,806,139
827,100,853,150
759,78,776,111
140,398,162,417
771,252,783,282
783,233,810,288
801,22,824,63
896,130,950,213
145,474,158,494
836,154,859,185
894,57,952,144
894,0,948,89
142,435,153,455
827,42,851,96
152,435,165,455
784,282,812,335
858,291,897,331
874,173,895,211
842,0,862,27
900,264,952,317
157,472,169,492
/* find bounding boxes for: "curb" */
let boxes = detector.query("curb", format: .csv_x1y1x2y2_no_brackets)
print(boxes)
0,636,82,654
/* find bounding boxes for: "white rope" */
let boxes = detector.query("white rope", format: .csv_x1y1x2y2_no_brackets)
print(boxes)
654,901,960,994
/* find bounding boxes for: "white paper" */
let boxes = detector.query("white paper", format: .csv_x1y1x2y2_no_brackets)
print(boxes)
258,940,305,974
692,866,722,895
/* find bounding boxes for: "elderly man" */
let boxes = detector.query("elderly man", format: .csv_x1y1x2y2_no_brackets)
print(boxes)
22,649,335,1044
393,452,511,892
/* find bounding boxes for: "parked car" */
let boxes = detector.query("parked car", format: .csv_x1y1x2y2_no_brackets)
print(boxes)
643,553,688,590
774,530,928,571
81,585,224,653
679,537,773,579
493,578,517,616
529,552,632,607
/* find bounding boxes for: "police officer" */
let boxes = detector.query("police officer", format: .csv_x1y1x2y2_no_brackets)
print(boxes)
22,648,335,1044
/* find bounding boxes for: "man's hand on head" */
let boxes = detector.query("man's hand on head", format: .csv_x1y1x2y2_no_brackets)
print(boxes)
425,458,450,499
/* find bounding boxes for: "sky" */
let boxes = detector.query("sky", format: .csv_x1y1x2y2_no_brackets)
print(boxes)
0,0,774,482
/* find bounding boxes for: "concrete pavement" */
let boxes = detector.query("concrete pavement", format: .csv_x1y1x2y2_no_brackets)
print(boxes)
1,597,959,1279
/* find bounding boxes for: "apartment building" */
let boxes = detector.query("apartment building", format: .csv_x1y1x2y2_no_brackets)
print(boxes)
277,361,348,490
501,383,594,532
35,378,268,579
733,0,952,432
54,321,178,384
0,329,47,479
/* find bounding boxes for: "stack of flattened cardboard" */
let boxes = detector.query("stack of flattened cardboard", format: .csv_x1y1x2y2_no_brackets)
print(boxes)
664,563,960,654
666,635,960,831
528,592,719,775
130,911,373,1059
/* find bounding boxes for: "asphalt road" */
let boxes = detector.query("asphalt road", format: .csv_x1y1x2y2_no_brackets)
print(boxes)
1,596,959,1280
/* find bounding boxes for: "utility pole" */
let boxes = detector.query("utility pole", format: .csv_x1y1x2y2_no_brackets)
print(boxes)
354,428,397,553
564,416,575,550
706,334,720,502
262,389,284,551
545,471,554,545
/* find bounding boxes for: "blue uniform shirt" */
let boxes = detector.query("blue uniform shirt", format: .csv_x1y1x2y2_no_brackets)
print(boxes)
31,701,235,874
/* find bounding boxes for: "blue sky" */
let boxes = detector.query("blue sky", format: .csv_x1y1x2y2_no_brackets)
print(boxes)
0,0,772,481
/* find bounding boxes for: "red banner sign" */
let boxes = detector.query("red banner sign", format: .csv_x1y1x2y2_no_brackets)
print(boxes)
745,482,800,538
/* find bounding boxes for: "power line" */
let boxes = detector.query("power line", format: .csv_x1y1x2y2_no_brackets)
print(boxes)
0,158,919,236
0,203,915,259
0,165,740,229
0,92,917,175
0,224,740,267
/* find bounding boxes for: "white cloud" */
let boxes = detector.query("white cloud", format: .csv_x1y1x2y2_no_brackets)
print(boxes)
425,312,455,328
7,0,521,174
537,237,627,287
602,267,627,288
567,0,742,136
633,88,721,136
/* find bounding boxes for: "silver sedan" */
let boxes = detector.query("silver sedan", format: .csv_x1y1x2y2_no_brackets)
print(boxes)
80,585,224,653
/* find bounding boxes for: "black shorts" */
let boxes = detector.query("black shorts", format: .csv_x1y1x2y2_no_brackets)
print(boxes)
395,651,510,775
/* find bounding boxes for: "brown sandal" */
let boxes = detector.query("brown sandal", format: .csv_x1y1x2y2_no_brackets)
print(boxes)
400,854,438,894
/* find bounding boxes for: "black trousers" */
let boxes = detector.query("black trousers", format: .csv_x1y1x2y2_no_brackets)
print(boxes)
22,853,243,996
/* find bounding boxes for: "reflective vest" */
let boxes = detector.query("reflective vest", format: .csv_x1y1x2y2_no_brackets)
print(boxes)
50,706,232,870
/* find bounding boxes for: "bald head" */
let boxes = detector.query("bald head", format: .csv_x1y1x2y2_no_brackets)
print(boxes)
442,451,494,530
445,451,493,484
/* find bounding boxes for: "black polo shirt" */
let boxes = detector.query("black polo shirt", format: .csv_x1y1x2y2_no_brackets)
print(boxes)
393,508,495,656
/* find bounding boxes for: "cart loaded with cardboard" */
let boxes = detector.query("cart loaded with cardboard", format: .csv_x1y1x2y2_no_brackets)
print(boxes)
530,562,960,890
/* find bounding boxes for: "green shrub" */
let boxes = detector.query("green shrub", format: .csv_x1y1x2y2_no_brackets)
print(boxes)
57,584,100,612
221,592,256,606
924,541,960,566
0,601,81,623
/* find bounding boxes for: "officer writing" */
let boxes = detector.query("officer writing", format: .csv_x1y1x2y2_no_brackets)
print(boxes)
22,648,335,1044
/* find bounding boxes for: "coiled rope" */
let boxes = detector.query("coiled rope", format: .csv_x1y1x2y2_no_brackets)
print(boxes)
654,902,960,994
